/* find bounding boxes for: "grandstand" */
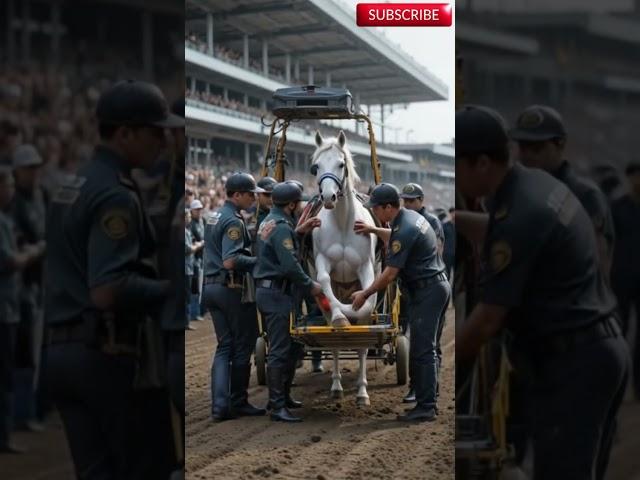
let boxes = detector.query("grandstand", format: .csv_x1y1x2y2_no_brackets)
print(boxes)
185,0,452,203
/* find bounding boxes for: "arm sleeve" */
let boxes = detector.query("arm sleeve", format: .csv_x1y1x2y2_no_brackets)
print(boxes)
0,220,14,273
222,219,256,271
385,230,415,270
271,226,313,288
87,190,141,288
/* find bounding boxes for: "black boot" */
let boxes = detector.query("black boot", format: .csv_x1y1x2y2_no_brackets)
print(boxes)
403,360,416,403
284,367,303,409
268,367,301,423
230,365,265,417
398,363,436,422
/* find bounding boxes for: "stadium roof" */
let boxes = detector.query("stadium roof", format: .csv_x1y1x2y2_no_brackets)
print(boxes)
186,0,448,105
456,21,539,55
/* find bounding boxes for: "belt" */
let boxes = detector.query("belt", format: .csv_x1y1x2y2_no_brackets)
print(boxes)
46,322,86,345
405,272,448,291
256,278,291,293
204,273,242,289
535,316,621,356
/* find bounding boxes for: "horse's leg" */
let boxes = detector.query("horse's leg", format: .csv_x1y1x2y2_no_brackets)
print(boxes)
355,348,370,406
315,253,349,326
330,349,343,399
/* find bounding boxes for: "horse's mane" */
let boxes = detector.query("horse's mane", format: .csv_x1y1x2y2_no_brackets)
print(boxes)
311,134,360,189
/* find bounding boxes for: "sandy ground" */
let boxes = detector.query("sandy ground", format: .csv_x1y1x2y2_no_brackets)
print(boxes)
185,309,455,480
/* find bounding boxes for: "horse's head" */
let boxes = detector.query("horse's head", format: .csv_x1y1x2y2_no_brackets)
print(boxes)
311,130,357,209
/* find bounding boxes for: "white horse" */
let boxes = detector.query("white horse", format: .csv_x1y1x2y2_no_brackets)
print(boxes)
310,130,378,406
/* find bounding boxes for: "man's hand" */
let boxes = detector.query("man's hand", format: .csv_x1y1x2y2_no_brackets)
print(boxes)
296,217,321,235
353,220,375,236
350,290,368,311
309,281,323,297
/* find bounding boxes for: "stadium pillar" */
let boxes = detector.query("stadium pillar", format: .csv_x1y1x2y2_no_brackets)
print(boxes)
190,77,196,92
223,88,228,101
308,65,314,85
243,34,249,68
325,72,331,87
294,58,300,81
206,13,214,55
51,0,61,63
244,93,248,106
355,92,361,135
6,0,15,64
285,53,291,83
244,143,250,171
262,40,269,76
21,0,30,63
380,104,385,144
142,10,154,80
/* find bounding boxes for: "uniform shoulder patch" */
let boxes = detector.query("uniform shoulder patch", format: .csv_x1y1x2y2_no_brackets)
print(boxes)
258,219,277,240
206,212,221,226
391,240,402,254
490,241,512,273
101,209,131,240
415,216,429,234
282,237,294,250
227,226,242,241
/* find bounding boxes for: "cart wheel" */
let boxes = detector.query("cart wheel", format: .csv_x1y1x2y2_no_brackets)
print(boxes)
255,336,267,386
396,335,409,385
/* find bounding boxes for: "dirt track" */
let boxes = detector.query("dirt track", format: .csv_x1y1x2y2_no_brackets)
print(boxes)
185,309,455,480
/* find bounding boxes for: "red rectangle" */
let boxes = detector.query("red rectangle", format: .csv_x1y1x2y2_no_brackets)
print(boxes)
356,3,452,27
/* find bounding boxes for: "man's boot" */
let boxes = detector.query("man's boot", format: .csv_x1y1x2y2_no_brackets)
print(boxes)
398,363,436,422
268,367,301,423
211,362,234,422
403,360,416,403
284,366,303,409
230,365,265,417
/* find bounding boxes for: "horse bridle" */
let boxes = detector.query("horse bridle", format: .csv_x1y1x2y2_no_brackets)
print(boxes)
312,145,349,197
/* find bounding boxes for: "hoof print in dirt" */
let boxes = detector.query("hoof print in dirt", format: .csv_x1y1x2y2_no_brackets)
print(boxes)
311,435,322,443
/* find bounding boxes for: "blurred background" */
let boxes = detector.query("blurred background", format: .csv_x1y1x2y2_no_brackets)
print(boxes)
0,1,183,478
457,2,640,479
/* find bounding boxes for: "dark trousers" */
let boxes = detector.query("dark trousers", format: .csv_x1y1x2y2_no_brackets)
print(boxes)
612,273,640,395
204,284,258,414
45,342,137,480
526,334,628,480
406,279,451,409
0,323,17,447
257,288,296,370
185,274,192,322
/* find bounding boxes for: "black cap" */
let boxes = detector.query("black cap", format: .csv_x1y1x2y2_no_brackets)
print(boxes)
286,179,304,192
96,80,185,128
364,183,400,208
626,162,640,176
225,173,265,193
399,183,424,199
509,105,566,142
272,182,302,205
171,97,185,118
257,176,277,193
456,105,509,156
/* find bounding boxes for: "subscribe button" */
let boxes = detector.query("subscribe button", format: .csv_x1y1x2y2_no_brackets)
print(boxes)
356,3,452,27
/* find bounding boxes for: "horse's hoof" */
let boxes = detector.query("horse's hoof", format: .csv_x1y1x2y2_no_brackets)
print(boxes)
331,390,344,399
331,317,351,328
356,396,370,407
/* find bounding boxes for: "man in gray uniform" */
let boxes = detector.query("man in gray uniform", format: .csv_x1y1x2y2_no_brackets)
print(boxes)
44,80,182,478
203,172,266,422
254,182,322,423
352,183,450,422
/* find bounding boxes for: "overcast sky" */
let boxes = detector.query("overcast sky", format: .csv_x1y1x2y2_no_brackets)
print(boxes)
338,0,455,144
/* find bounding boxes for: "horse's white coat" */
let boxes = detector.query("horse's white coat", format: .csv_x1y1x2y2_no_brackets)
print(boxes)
310,130,378,405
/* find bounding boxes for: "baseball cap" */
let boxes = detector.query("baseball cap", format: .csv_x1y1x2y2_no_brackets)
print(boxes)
96,80,185,128
364,183,400,208
399,183,424,199
456,105,509,156
12,144,43,168
509,105,566,142
190,199,204,210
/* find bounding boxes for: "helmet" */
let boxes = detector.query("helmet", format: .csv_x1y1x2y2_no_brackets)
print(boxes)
285,179,304,192
509,105,566,142
257,176,277,193
272,182,303,205
399,183,424,199
225,172,265,193
363,183,400,208
96,80,184,128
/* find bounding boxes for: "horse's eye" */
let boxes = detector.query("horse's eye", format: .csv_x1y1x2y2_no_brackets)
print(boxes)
339,162,345,169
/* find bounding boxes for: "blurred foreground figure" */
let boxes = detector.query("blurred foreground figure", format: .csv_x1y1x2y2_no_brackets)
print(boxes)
44,80,183,479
